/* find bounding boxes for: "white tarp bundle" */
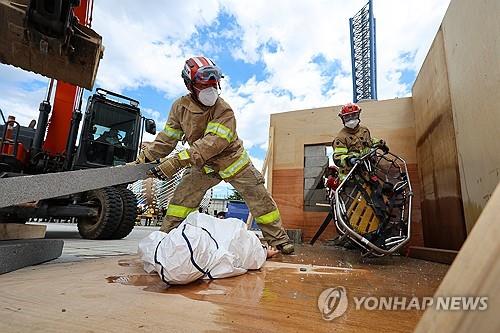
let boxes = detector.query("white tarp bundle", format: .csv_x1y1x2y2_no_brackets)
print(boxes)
138,212,266,285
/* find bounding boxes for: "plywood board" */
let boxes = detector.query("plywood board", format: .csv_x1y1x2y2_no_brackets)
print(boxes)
414,182,500,333
441,0,500,231
412,28,467,250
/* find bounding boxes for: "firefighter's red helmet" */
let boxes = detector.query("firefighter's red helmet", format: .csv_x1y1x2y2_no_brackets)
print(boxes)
181,56,223,88
339,103,361,117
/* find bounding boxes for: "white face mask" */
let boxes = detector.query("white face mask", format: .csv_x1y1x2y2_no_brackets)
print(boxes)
197,87,219,106
345,119,360,129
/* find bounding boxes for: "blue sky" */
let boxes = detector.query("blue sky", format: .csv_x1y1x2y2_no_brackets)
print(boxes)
0,0,451,198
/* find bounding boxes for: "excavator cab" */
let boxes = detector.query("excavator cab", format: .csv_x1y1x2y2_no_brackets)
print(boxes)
73,89,156,169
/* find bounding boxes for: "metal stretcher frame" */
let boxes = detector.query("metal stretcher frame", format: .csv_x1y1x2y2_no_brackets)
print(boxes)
309,148,413,257
333,148,413,256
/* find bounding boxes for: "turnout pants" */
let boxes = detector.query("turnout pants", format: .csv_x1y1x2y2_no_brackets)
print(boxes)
160,164,291,247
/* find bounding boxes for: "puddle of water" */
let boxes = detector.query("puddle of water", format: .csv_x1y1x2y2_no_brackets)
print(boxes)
106,260,355,308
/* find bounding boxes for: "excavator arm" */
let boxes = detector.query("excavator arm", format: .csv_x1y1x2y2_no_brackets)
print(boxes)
0,0,103,89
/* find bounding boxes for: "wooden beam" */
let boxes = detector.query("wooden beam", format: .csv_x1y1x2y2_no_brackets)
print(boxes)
267,126,275,194
0,223,47,240
407,246,458,265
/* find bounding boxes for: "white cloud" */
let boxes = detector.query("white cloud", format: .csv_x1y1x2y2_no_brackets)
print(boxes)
92,0,221,96
249,154,264,173
216,0,450,147
0,67,47,125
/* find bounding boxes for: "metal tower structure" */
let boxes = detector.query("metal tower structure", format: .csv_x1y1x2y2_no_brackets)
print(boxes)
349,0,377,102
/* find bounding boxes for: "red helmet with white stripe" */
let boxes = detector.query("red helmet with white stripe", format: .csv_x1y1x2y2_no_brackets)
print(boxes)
181,56,223,90
339,103,361,117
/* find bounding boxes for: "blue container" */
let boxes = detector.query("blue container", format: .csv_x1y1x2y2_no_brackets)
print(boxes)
226,200,258,229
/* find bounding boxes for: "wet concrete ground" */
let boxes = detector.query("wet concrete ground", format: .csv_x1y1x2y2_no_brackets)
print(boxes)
0,223,449,332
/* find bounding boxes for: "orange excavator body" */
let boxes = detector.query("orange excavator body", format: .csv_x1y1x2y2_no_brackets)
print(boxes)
42,0,91,156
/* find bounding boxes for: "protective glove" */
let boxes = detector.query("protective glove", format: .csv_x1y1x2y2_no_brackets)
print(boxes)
378,140,390,154
348,157,359,167
147,153,190,180
375,140,390,154
127,150,151,165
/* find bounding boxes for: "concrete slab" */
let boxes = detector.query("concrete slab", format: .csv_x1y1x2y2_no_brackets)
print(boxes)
0,163,153,208
286,229,302,243
304,178,317,190
0,239,63,274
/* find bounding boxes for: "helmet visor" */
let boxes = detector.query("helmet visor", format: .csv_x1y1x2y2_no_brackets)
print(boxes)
194,66,223,84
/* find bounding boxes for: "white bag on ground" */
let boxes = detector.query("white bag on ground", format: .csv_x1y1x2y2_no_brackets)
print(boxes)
138,212,267,285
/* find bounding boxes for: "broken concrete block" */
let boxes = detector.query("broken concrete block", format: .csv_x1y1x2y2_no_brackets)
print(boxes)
0,239,63,274
304,178,317,190
305,189,328,205
304,156,328,168
286,229,302,244
304,145,326,157
303,166,324,178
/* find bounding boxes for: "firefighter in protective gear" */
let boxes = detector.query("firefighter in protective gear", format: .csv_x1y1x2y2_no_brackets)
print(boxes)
332,103,388,179
135,56,294,254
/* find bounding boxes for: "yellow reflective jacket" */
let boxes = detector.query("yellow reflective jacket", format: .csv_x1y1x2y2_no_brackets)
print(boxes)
143,94,248,179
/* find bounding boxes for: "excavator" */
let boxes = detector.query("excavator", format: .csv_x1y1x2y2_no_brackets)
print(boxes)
0,0,157,240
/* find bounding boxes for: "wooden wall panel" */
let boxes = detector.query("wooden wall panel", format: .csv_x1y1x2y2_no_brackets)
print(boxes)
270,98,416,170
272,169,304,230
412,28,467,250
273,169,336,241
441,0,500,231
